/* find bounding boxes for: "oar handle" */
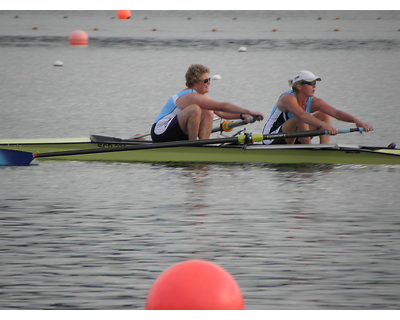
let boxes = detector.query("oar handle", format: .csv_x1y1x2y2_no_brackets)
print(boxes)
247,115,263,123
335,127,366,134
213,115,263,133
250,115,264,122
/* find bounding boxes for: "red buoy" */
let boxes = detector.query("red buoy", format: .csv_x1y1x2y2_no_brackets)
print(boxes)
145,260,244,310
69,30,88,46
117,10,131,20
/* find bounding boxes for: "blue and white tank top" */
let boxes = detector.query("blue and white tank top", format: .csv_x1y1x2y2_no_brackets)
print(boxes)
262,90,313,144
153,89,195,135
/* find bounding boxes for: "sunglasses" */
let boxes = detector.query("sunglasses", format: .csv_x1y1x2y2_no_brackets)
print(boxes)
302,80,317,86
201,78,211,84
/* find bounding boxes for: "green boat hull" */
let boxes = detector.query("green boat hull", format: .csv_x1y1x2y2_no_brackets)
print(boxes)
1,138,400,165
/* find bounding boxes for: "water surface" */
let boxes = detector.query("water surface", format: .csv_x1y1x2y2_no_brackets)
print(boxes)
1,10,400,310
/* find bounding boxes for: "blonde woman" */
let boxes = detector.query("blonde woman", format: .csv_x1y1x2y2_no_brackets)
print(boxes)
151,64,264,142
262,70,372,145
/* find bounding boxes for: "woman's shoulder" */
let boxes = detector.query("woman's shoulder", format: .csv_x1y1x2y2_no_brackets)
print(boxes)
279,90,296,101
178,88,196,95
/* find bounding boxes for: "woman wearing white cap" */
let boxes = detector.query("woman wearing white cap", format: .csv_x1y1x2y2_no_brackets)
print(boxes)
262,70,372,144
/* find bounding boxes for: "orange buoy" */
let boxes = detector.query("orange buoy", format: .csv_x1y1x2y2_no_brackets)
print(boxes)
117,10,131,20
145,260,244,310
69,30,88,46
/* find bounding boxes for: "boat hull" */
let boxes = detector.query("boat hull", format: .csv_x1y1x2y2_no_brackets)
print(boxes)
1,138,400,165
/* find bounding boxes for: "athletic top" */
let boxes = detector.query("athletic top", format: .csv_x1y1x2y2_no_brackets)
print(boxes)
262,90,314,144
152,89,195,135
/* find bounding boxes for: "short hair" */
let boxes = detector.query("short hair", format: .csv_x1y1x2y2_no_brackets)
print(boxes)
185,64,210,88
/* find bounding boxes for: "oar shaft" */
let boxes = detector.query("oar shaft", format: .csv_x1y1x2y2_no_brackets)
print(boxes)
91,117,262,146
251,127,365,143
35,127,365,159
34,136,239,158
212,115,263,133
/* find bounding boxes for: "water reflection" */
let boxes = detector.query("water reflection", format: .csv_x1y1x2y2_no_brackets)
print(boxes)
271,163,336,174
180,164,212,212
155,163,212,214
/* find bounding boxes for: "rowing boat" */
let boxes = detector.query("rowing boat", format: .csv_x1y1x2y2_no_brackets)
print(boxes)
1,129,399,166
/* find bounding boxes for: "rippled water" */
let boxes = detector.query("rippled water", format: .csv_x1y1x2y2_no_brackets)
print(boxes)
2,162,400,309
1,10,400,310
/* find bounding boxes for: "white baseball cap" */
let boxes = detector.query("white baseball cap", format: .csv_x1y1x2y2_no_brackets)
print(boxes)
289,70,321,86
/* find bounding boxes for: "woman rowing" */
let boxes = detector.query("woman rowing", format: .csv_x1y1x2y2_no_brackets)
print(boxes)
151,64,264,142
262,70,373,145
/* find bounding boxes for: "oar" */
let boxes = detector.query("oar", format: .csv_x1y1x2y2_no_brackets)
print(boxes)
212,116,263,133
90,134,152,144
0,127,365,166
90,116,263,145
0,148,35,166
